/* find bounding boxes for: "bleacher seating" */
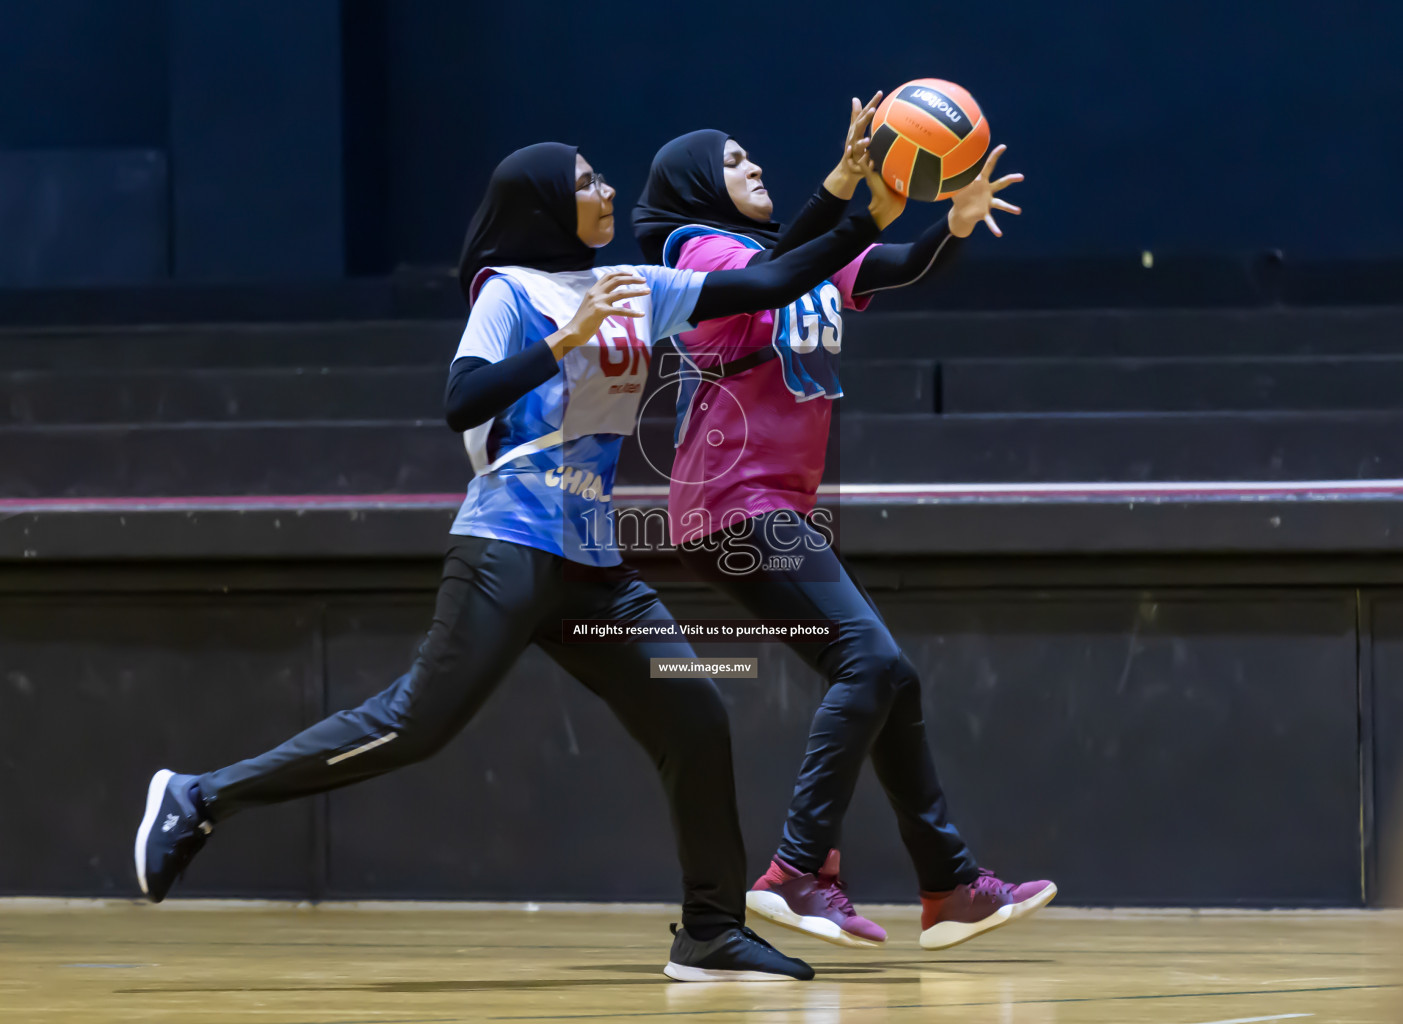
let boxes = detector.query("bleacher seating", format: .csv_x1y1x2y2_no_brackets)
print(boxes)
4,307,1403,499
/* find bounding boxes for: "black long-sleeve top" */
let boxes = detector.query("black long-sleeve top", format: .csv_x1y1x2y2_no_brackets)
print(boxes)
758,185,962,295
444,211,881,431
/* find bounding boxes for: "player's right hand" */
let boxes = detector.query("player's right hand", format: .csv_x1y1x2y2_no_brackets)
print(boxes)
554,271,649,359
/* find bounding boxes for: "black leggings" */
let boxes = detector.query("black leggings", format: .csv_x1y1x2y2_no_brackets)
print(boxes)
679,509,979,893
200,534,747,929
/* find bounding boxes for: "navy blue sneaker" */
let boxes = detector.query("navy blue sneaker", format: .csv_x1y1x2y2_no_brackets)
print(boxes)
135,769,212,902
663,923,814,982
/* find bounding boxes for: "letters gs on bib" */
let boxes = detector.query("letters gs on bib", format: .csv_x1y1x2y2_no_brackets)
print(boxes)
785,281,843,355
771,280,843,401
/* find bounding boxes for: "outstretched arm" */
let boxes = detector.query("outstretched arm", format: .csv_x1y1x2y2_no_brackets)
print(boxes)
690,166,904,322
759,92,882,261
854,143,1025,296
853,219,960,295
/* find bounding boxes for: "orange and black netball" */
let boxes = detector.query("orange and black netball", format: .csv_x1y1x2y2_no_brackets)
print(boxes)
869,79,991,201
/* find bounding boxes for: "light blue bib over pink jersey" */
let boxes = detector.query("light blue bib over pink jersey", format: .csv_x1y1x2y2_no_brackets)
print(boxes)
451,264,705,565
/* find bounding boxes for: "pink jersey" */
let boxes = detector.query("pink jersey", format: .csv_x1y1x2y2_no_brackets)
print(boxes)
667,234,874,545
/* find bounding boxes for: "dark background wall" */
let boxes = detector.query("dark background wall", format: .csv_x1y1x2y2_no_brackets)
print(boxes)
377,0,1403,268
2,0,1399,287
0,558,1377,907
0,0,168,150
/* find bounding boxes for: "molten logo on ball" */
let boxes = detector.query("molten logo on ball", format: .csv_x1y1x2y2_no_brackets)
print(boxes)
871,78,991,202
909,88,963,124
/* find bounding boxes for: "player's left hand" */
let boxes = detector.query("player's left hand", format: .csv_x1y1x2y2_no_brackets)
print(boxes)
947,144,1023,238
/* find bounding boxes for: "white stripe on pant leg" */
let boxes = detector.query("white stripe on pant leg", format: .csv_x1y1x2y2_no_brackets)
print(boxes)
325,732,398,766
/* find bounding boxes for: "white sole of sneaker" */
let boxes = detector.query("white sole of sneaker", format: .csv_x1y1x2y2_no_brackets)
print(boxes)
134,769,174,898
746,889,884,949
1010,882,1058,920
919,882,1059,951
663,962,803,982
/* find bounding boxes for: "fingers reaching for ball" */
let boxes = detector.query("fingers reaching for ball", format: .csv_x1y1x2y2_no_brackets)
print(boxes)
830,90,885,198
981,146,1025,196
979,145,1025,193
981,144,1006,181
946,143,1023,239
849,91,882,138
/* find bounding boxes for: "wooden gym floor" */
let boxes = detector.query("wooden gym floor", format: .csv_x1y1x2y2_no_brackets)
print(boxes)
0,902,1399,1023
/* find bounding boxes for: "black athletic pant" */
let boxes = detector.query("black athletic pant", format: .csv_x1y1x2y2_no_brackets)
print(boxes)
199,535,747,930
679,509,979,893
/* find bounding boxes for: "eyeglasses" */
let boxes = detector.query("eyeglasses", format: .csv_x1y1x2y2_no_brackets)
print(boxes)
576,172,608,193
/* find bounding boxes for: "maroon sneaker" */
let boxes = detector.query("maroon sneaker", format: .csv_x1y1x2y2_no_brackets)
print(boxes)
919,869,1057,950
745,850,887,949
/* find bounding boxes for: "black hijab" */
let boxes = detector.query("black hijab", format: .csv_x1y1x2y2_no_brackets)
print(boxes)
632,130,783,264
457,142,597,303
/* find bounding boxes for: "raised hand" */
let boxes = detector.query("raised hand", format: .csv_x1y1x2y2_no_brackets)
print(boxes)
825,91,883,200
551,270,649,359
947,143,1023,238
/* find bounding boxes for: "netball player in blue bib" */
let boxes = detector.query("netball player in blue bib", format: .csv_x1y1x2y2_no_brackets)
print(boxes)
134,142,902,982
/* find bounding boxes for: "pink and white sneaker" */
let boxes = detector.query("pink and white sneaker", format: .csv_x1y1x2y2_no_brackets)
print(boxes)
919,868,1057,950
745,850,887,949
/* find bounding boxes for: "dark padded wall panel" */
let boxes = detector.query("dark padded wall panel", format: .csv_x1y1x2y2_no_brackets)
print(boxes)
1368,594,1403,901
303,586,1360,906
879,591,1360,906
322,601,681,902
717,589,1361,906
0,599,318,896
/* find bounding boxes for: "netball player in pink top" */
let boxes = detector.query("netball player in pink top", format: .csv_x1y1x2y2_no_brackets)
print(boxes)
633,101,1056,951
